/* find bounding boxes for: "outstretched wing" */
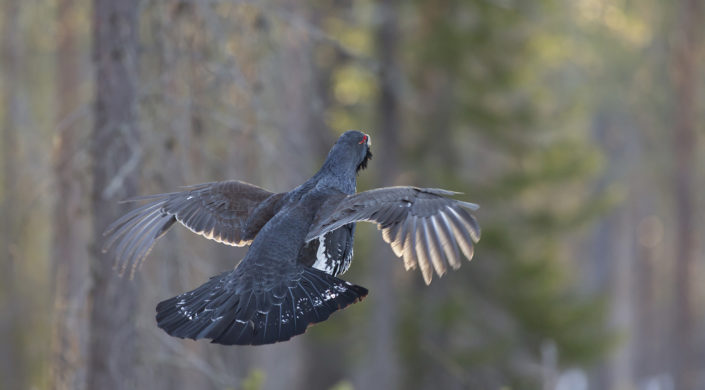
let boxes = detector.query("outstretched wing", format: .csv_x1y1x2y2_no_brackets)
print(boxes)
103,180,281,276
306,187,480,285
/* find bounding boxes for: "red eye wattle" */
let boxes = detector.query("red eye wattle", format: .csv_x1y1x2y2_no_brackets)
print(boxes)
359,135,368,144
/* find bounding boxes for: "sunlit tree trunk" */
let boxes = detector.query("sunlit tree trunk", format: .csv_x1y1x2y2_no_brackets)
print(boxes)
0,0,26,387
88,0,140,388
670,0,702,388
51,0,90,388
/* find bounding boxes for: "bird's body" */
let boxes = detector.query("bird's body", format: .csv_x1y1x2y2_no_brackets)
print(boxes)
104,131,480,345
233,181,356,281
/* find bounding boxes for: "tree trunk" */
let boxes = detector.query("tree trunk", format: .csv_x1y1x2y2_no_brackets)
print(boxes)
252,3,319,389
88,0,141,388
670,0,702,388
51,0,90,388
355,2,401,389
0,0,26,387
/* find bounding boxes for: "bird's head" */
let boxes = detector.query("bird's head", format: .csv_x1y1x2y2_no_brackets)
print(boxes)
322,130,373,176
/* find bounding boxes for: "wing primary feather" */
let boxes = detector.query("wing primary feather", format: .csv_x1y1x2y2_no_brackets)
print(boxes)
154,216,177,240
113,209,161,257
421,188,462,196
425,217,447,277
112,210,162,271
452,206,481,242
382,227,393,244
396,215,409,249
103,201,163,237
457,200,480,211
119,192,178,203
432,214,462,270
386,220,401,243
102,204,162,251
415,221,434,285
129,216,171,277
402,217,418,271
386,222,404,257
445,206,476,262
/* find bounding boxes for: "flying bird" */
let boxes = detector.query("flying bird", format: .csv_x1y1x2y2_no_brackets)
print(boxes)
103,131,480,345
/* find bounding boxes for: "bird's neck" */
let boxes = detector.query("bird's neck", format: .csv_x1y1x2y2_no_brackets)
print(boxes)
313,163,357,194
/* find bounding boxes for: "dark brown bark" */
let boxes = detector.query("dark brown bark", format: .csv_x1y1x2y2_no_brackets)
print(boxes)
51,0,90,388
88,0,141,388
671,0,702,388
0,0,26,387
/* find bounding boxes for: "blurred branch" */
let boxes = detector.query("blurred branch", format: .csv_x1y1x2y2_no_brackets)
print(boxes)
151,329,241,387
101,127,142,199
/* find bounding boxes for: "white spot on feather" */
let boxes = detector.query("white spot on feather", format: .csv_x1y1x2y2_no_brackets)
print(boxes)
322,289,339,301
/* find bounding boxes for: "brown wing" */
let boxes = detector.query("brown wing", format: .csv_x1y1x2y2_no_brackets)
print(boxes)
103,180,282,276
305,187,480,285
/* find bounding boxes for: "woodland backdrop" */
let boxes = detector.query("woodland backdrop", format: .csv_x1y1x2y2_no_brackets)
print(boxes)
0,0,703,389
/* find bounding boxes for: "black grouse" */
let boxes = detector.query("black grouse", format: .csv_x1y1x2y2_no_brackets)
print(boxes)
103,131,480,345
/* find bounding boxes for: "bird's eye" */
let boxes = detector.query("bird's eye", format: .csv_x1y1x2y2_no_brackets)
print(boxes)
359,135,368,144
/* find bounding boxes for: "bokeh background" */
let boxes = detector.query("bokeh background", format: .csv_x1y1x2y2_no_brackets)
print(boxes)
0,0,703,389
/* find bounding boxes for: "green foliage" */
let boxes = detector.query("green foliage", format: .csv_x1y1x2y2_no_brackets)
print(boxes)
389,0,615,388
329,380,355,390
241,368,265,390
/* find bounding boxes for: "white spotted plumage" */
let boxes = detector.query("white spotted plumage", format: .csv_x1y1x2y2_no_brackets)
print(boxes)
310,231,354,277
312,236,331,273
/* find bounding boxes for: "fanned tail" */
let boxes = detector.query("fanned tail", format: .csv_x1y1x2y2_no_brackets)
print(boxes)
155,267,367,345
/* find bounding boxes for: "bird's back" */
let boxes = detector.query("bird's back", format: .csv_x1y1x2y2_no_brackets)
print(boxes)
241,193,321,268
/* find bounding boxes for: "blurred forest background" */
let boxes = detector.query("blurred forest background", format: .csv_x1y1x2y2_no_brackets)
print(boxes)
0,0,703,389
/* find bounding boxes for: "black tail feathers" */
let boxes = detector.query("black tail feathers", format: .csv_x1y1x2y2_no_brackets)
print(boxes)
155,267,368,346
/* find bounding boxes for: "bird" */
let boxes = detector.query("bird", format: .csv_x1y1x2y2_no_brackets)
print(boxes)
103,130,481,345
